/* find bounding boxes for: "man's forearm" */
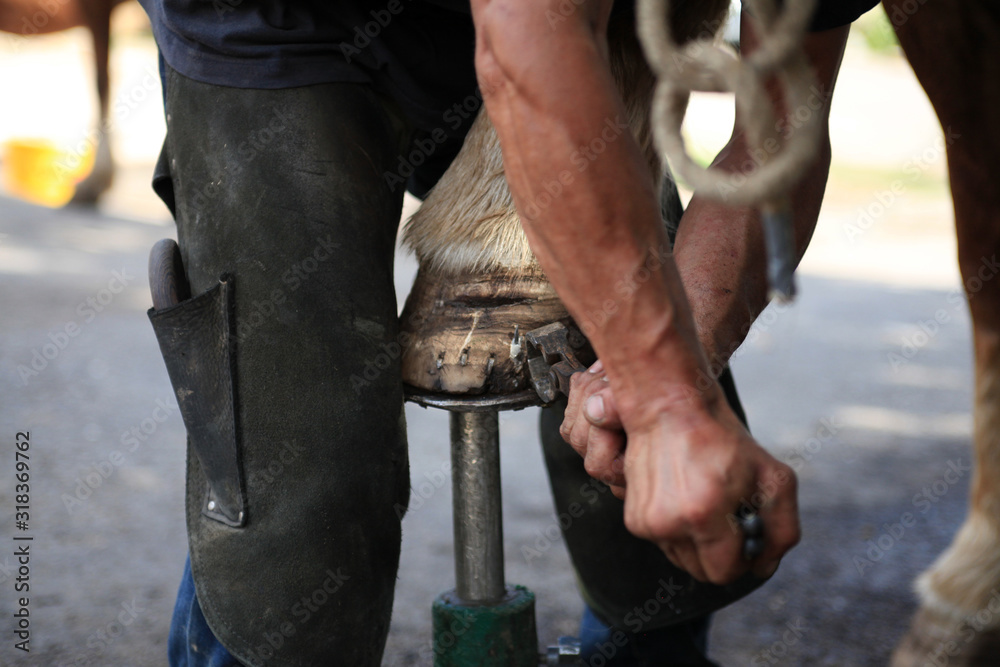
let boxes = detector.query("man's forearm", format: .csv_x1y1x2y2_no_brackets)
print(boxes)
676,130,832,370
472,0,721,427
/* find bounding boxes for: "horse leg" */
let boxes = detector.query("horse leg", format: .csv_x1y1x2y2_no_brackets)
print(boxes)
399,5,674,396
69,0,114,204
0,0,82,33
886,2,1000,663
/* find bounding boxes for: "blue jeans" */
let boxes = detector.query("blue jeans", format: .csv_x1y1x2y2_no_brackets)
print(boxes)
169,558,241,667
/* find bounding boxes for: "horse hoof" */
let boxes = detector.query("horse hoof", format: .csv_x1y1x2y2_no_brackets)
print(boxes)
891,607,1000,666
68,169,114,206
400,267,587,396
67,135,114,205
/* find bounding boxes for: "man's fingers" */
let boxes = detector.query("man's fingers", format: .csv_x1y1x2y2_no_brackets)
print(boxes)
584,388,623,430
560,362,603,443
750,465,801,578
660,540,708,583
692,530,750,585
568,395,598,456
689,464,798,584
582,425,626,487
681,488,755,585
752,558,781,579
613,407,802,586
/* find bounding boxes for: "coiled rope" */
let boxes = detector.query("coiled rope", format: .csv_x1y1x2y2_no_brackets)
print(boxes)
636,0,821,300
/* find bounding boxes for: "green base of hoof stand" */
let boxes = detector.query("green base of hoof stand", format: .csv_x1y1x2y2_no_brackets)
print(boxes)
432,585,539,666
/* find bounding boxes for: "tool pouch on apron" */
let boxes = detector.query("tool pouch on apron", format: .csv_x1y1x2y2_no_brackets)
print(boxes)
148,276,247,528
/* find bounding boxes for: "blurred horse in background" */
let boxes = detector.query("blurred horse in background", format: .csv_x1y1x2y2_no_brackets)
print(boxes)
0,0,127,203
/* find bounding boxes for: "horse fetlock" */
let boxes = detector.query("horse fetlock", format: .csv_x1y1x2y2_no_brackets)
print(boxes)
69,133,114,205
891,605,1000,667
916,514,1000,626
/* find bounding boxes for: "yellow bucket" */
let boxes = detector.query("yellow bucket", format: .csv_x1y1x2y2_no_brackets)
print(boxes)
1,138,94,207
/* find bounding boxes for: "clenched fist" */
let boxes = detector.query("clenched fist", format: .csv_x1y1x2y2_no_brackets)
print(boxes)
561,360,801,585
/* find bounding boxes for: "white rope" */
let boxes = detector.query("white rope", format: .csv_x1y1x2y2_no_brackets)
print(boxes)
636,0,820,207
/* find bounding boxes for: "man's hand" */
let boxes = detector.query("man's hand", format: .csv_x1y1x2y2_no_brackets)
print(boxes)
560,360,627,494
561,359,800,585
620,400,800,585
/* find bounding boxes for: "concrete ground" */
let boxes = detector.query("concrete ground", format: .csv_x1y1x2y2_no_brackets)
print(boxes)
0,10,979,667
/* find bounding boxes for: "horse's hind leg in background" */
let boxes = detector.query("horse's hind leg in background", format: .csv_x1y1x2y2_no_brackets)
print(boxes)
887,2,1000,663
69,0,120,204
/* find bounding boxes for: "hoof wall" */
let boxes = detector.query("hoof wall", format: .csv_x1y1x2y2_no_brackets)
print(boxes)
400,268,582,396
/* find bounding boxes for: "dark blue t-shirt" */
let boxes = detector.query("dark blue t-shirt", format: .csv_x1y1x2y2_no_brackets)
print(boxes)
140,0,478,134
140,0,877,131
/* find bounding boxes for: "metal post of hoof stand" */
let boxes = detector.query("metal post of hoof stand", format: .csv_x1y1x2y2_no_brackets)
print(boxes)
406,391,581,667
